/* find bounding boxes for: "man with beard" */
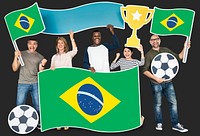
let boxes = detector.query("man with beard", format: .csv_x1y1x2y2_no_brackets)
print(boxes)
12,38,47,129
142,34,190,132
83,24,120,72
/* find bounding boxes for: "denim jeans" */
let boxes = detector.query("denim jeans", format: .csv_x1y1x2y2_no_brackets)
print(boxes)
16,83,40,114
150,81,179,127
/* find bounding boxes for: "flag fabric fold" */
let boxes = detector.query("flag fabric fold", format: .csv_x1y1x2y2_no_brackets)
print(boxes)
38,67,141,133
150,7,195,37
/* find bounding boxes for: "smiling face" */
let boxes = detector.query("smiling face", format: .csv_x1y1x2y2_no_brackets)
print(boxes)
27,39,38,53
57,39,65,52
123,47,133,60
56,37,68,53
92,31,101,46
149,35,161,49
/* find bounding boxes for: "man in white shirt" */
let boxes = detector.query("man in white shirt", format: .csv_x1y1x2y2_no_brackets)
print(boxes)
83,24,120,72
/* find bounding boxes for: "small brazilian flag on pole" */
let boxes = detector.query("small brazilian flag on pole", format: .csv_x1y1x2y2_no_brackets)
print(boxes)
4,2,45,41
38,67,142,132
150,7,195,37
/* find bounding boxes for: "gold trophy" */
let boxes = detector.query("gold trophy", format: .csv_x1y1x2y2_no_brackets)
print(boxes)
121,5,154,48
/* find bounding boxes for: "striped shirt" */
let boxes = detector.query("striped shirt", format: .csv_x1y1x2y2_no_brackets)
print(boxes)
110,58,145,70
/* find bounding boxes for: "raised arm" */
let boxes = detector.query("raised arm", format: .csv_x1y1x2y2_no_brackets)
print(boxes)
178,40,191,60
104,24,120,51
68,31,78,57
137,44,145,66
69,31,77,50
110,53,121,70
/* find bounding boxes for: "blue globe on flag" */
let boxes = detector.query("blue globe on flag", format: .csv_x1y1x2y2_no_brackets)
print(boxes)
77,84,103,115
167,16,178,28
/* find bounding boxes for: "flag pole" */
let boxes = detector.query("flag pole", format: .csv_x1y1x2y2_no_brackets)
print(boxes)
13,41,25,66
182,36,190,63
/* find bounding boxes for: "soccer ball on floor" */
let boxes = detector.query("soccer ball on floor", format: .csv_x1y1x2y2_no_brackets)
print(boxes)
8,105,39,134
151,53,179,81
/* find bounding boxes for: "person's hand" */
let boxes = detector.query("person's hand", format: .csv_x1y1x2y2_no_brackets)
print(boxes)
14,50,21,58
50,66,55,70
137,44,144,53
41,59,47,67
155,77,165,84
107,24,114,35
184,40,191,49
69,31,74,40
116,53,120,59
41,58,47,67
89,67,96,73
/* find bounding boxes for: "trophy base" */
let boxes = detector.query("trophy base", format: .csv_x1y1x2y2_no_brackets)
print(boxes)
125,37,140,48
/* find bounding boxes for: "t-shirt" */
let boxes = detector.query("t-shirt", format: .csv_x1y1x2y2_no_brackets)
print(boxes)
18,50,44,84
83,34,120,72
87,45,109,72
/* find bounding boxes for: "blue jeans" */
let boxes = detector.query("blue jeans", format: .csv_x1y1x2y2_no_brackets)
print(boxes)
150,81,179,127
16,83,40,114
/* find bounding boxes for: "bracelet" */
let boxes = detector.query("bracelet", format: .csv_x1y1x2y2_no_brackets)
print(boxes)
140,51,144,54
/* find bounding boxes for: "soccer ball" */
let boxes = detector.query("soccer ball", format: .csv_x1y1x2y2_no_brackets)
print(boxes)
151,53,179,81
8,105,39,134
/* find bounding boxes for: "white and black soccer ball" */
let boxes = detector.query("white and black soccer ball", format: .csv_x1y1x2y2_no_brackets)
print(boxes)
151,53,179,81
8,105,39,134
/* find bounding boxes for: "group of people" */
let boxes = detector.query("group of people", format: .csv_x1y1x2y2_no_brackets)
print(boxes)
12,24,191,133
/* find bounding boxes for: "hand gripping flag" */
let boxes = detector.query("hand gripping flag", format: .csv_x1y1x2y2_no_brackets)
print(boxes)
4,2,45,66
38,67,142,132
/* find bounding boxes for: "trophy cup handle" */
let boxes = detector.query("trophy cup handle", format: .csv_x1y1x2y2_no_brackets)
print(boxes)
120,7,129,22
144,9,154,25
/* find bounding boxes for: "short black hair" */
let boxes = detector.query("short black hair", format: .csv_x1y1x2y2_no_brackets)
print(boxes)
92,30,101,33
28,38,37,42
123,47,133,52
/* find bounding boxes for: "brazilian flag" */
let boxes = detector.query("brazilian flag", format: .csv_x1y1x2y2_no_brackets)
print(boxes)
38,67,142,132
4,2,45,41
150,7,195,37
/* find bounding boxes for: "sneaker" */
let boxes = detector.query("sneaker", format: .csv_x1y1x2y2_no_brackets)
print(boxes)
156,123,162,130
37,124,41,130
172,123,188,133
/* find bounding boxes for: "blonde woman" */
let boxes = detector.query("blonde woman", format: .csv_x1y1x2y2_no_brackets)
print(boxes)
50,31,78,130
50,31,78,69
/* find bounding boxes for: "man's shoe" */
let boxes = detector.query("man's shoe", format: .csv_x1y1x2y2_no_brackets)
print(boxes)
156,123,162,130
37,124,41,130
172,123,188,133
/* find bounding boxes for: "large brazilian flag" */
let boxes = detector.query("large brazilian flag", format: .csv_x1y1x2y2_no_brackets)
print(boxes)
38,67,142,132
